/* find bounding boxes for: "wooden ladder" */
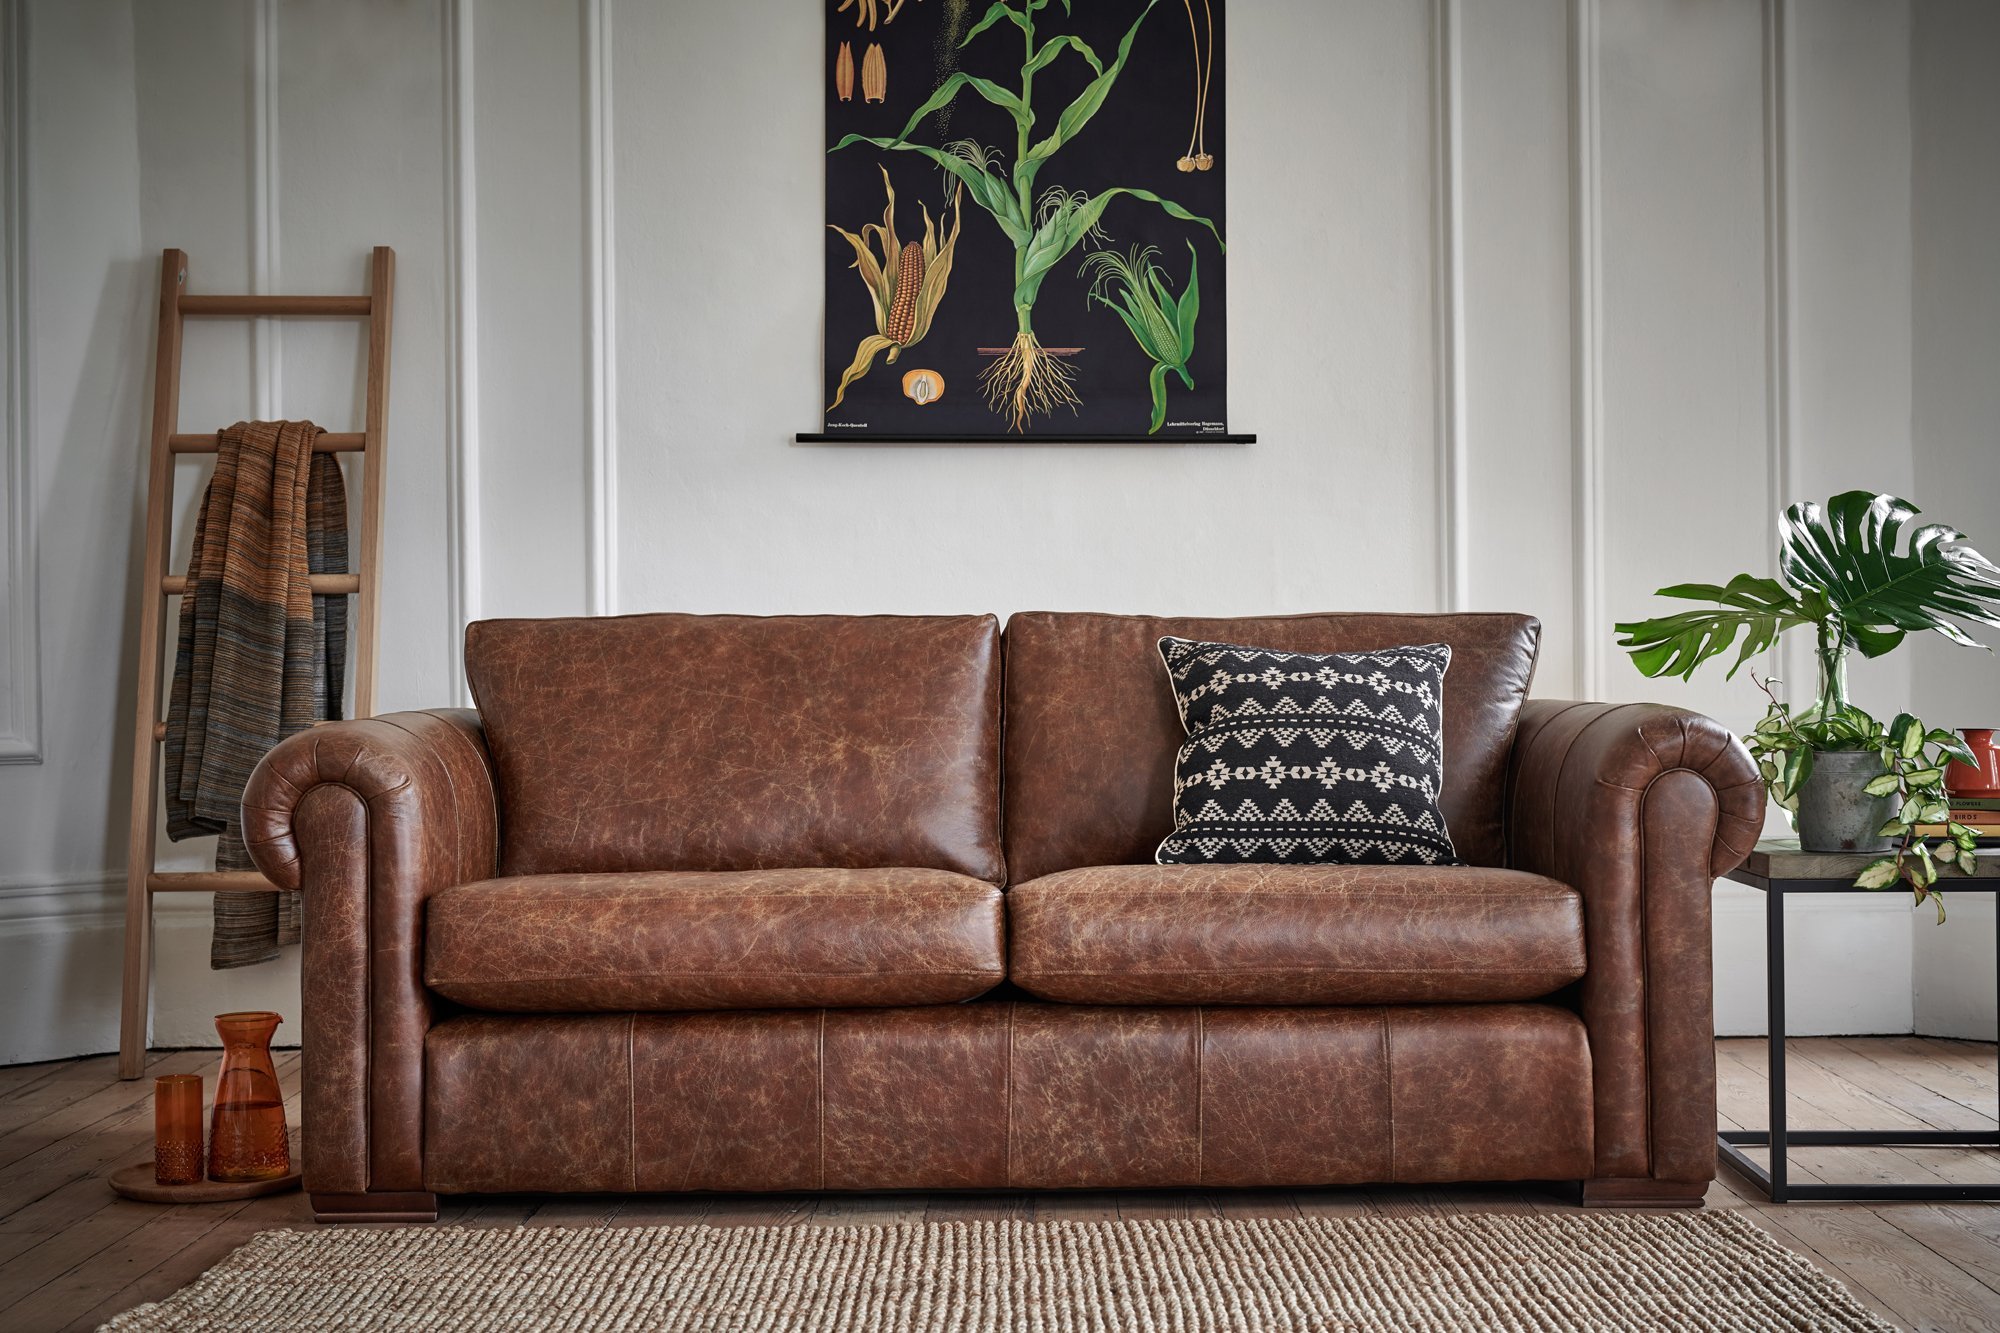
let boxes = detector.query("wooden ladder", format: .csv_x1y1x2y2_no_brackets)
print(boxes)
119,247,395,1079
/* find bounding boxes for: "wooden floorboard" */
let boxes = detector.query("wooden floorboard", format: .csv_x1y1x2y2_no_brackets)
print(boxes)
0,1039,1992,1330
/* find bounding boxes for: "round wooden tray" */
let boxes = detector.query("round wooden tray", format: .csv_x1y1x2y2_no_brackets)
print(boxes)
108,1161,302,1204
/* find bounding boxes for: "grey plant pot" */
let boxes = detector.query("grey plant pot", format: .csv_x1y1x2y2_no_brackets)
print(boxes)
1796,749,1895,854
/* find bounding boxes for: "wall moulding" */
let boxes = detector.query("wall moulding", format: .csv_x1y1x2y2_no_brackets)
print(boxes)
1762,0,1811,698
1430,0,1468,615
0,871,123,928
584,0,617,618
0,0,41,764
443,0,480,704
249,0,281,420
1567,0,1605,702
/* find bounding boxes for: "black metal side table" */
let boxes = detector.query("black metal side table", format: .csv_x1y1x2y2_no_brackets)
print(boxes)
1717,838,2000,1201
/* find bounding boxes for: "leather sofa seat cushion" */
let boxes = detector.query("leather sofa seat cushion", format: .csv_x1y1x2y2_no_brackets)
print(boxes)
425,868,1004,1012
1009,864,1585,1005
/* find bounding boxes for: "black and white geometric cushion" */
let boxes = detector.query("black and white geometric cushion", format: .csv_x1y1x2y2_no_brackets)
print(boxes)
1154,637,1459,866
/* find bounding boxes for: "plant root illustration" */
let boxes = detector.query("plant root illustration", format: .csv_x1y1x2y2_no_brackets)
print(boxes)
827,168,964,412
1081,242,1200,433
836,42,855,101
902,368,945,404
979,335,1080,428
1177,0,1214,171
833,0,1221,430
862,43,887,102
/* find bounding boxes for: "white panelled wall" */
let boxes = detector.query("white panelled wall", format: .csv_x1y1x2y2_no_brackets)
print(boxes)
0,0,1995,1063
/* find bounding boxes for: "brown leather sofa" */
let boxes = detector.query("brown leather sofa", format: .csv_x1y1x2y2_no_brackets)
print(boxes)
241,611,1763,1223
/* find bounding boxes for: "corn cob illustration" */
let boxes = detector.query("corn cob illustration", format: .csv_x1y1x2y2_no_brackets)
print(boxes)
884,236,923,343
835,42,855,102
827,168,963,413
861,44,887,103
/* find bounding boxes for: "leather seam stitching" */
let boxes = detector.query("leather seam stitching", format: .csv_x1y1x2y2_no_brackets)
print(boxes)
1019,891,1578,902
1379,1009,1394,1181
320,781,375,1198
1505,700,1594,868
374,716,458,1197
985,616,1007,887
437,890,998,902
1017,966,1584,977
816,1009,827,1192
1547,706,1619,878
1004,1002,1015,1189
1554,704,1643,1180
1194,1006,1205,1187
1634,765,1722,1184
293,781,377,1195
626,1013,636,1192
424,712,503,877
427,969,1005,983
1634,769,1658,1181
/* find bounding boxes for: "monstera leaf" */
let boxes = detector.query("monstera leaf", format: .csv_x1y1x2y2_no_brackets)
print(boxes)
1778,492,2000,656
1614,574,1814,681
1615,491,2000,681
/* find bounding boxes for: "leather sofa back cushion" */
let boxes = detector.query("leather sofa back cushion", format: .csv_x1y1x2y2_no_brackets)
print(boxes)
465,613,1005,880
1003,613,1540,881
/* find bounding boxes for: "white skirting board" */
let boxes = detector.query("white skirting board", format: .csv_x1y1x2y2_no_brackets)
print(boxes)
0,876,299,1065
1713,880,1996,1041
1914,892,1999,1042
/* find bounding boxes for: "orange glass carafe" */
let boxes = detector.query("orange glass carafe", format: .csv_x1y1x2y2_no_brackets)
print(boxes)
206,1011,291,1182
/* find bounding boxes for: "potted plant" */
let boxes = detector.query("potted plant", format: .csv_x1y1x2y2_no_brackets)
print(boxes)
1615,491,2000,918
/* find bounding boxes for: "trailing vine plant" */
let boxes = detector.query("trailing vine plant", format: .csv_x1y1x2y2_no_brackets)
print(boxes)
1745,672,1978,921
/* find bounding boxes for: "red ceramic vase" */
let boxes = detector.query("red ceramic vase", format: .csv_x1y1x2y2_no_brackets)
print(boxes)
1945,728,2000,799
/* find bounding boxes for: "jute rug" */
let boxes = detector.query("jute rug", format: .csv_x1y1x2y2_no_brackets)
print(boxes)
101,1210,1888,1331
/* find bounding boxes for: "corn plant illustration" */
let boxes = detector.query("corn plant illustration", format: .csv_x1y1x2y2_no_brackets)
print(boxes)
1080,242,1197,434
832,0,1222,430
826,167,964,413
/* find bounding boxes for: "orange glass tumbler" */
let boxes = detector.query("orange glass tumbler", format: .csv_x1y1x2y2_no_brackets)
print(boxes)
153,1073,203,1186
206,1011,291,1182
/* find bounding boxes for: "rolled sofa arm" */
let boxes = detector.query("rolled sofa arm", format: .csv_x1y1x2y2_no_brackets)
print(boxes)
241,709,499,1205
1506,700,1762,1204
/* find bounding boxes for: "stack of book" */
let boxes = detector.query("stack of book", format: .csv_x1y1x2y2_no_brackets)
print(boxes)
1917,794,2000,847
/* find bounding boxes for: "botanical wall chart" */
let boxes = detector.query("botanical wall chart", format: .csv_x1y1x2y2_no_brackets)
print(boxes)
823,0,1227,438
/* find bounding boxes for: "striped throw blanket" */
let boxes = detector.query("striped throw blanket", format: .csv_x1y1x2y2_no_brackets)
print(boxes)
164,421,348,969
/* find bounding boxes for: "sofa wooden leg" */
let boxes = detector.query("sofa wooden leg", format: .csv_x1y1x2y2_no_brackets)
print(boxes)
311,1191,439,1224
1578,1178,1709,1209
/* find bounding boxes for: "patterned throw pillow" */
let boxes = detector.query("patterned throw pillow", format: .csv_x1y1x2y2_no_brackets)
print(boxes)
1155,637,1459,866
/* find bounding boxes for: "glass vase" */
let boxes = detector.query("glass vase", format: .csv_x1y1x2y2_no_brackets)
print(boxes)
1811,620,1851,720
206,1011,291,1182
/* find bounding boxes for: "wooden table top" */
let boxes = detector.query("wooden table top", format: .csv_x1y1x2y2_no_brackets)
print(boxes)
1735,837,2000,884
